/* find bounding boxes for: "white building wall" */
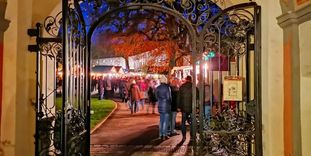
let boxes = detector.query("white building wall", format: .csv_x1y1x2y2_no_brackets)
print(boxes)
255,0,284,155
1,0,18,155
2,0,36,155
299,20,311,156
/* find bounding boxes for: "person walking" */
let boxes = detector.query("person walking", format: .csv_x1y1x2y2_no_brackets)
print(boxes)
138,77,148,110
129,80,140,114
155,76,172,140
147,80,157,114
125,78,131,108
119,78,127,102
105,77,112,99
98,76,104,100
178,75,197,142
168,77,180,136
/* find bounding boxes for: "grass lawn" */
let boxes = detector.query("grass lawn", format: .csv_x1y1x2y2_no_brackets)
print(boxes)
55,97,116,129
90,99,115,129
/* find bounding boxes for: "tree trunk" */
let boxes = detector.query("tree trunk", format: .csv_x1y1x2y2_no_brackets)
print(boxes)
125,56,130,71
169,43,178,77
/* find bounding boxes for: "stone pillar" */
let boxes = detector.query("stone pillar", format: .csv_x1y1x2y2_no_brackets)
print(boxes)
277,2,311,156
0,0,10,134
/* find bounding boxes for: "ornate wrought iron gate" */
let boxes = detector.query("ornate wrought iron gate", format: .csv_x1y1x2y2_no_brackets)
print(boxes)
31,0,89,155
61,0,89,155
32,0,261,155
197,3,262,155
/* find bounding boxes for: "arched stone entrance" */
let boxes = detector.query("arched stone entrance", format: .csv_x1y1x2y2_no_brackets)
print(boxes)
32,0,262,155
8,0,311,156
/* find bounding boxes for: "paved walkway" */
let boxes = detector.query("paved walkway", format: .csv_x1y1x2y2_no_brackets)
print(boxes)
90,100,193,156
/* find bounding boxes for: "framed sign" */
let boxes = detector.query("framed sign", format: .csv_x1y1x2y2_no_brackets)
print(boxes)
223,76,244,101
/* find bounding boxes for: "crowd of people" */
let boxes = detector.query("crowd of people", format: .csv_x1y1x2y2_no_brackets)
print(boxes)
91,75,211,142
155,75,195,141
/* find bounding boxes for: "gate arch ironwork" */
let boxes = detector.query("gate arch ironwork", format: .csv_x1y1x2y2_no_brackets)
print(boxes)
197,3,262,155
33,0,262,155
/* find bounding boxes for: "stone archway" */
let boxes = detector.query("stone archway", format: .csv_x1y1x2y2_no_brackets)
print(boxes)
34,0,266,155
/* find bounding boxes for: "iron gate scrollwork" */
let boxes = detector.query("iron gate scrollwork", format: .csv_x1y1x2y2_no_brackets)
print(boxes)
32,0,89,155
33,0,262,155
62,0,89,155
30,21,63,155
197,3,261,155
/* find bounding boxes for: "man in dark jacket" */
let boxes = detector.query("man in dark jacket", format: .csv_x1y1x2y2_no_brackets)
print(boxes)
168,77,180,136
147,80,157,114
178,75,197,141
156,76,172,140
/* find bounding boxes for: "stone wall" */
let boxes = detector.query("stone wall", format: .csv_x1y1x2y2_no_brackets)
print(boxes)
2,0,311,156
1,0,59,155
255,0,285,155
2,0,35,155
299,19,311,156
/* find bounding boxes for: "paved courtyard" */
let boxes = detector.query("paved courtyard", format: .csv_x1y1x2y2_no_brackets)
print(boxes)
90,100,194,156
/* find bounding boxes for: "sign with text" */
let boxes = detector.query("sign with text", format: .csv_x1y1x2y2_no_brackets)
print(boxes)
223,76,244,101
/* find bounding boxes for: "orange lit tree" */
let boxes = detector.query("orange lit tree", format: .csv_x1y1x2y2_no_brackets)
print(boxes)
93,10,191,73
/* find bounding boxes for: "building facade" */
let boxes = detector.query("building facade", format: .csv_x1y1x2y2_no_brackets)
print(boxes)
0,0,311,155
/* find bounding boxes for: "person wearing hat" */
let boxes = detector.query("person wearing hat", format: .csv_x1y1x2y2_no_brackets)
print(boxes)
155,76,172,140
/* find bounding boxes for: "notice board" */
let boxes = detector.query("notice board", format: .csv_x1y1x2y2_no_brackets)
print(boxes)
223,76,244,101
